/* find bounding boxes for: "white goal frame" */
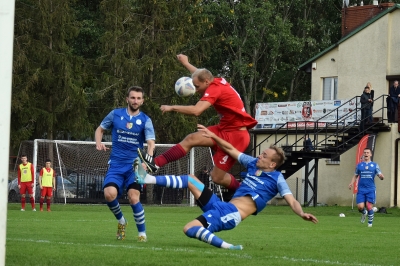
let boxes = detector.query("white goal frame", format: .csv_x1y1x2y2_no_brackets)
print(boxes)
27,139,221,206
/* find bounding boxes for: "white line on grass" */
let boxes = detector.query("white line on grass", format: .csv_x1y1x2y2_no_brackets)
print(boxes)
7,238,253,259
265,256,393,266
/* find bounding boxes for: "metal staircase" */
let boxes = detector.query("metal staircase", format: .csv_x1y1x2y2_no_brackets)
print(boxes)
233,94,391,206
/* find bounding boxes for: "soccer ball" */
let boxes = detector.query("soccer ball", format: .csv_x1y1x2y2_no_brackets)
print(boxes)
339,213,345,217
175,77,195,97
372,207,378,213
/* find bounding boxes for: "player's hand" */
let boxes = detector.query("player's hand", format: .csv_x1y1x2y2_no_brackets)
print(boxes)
378,174,384,180
197,124,215,138
301,213,318,224
176,54,189,65
96,143,109,151
348,183,353,190
160,105,173,114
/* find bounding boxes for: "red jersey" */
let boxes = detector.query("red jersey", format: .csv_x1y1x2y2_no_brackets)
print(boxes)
200,77,257,131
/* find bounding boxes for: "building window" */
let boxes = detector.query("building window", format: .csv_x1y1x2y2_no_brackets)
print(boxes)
323,77,338,100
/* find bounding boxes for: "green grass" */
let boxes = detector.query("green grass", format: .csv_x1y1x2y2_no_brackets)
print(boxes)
6,204,400,266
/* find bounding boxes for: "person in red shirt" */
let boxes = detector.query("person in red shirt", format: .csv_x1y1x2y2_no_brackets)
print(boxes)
39,159,56,212
138,54,257,190
17,154,36,211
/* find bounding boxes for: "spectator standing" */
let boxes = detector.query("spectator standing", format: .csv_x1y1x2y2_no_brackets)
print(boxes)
387,80,400,122
17,155,36,211
360,86,373,132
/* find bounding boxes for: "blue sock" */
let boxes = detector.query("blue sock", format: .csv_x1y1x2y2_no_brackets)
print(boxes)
368,209,374,224
185,226,224,248
107,199,123,220
156,175,188,188
131,202,146,233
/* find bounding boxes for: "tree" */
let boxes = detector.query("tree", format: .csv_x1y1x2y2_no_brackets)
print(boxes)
12,0,92,149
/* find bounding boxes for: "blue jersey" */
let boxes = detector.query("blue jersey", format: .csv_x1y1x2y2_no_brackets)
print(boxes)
100,108,155,164
232,153,292,215
355,161,381,192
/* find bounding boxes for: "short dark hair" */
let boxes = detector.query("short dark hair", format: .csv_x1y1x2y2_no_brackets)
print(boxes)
21,154,27,158
270,145,286,169
127,86,144,97
364,147,372,153
45,159,51,163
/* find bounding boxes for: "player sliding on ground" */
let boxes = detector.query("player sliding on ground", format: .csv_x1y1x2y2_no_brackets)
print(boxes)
133,124,318,250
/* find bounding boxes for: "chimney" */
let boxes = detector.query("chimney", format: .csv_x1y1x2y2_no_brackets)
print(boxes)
341,3,395,37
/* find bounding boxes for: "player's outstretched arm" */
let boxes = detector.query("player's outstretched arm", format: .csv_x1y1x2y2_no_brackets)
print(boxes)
197,124,241,161
284,194,318,224
177,54,197,74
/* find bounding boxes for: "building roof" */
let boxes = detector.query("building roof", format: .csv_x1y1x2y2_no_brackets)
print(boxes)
298,4,400,71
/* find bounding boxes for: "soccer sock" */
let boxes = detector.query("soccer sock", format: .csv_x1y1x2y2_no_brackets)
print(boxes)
40,198,44,209
226,174,240,191
107,199,125,224
368,209,374,224
154,175,189,188
46,198,51,210
155,144,187,167
131,202,146,234
21,197,26,209
30,197,35,209
185,226,232,249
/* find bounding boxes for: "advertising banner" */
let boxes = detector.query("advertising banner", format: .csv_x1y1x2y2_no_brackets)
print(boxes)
254,99,360,129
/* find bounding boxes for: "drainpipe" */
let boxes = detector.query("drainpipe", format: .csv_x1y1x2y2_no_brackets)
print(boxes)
395,138,400,207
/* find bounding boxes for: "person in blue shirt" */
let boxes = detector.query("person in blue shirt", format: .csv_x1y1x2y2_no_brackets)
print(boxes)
134,124,318,250
348,148,384,227
95,86,155,242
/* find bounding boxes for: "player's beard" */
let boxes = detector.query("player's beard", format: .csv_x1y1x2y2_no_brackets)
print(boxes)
128,103,140,113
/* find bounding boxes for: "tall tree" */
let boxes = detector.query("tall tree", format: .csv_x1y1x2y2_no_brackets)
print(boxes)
12,0,91,149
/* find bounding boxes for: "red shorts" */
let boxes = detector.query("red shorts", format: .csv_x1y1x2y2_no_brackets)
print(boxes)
208,125,250,172
41,187,53,197
19,182,33,195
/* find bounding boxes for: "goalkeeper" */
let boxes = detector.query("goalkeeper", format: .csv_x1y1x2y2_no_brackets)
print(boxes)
134,124,318,250
95,86,155,242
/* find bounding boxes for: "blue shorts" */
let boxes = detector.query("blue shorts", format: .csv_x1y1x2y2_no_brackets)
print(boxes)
103,163,138,198
356,190,376,204
200,193,241,233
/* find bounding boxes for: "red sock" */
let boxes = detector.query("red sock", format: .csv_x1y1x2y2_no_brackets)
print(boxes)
47,199,51,210
30,197,35,209
21,197,26,209
40,198,44,209
226,174,240,191
155,144,187,167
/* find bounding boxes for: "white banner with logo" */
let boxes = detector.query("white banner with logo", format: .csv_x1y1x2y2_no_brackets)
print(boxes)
254,99,360,129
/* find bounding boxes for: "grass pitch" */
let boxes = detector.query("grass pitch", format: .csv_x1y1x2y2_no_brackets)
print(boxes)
6,203,400,266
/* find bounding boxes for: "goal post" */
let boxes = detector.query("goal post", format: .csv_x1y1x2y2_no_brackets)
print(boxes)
15,140,220,206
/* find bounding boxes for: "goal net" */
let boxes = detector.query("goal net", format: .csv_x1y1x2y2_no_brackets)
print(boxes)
13,140,218,206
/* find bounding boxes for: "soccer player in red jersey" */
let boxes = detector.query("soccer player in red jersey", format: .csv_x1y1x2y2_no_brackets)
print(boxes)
18,155,36,211
39,159,56,211
138,54,257,191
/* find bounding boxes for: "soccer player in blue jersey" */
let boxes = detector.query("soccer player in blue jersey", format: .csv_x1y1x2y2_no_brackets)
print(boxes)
349,148,384,227
133,124,318,250
95,86,155,242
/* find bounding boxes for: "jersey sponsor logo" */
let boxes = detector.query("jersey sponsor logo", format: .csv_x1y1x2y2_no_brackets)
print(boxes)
219,155,229,165
126,122,133,129
136,119,142,125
